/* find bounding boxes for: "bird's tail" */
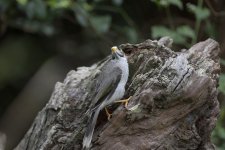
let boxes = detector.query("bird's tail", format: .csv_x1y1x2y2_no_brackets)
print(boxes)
82,108,101,150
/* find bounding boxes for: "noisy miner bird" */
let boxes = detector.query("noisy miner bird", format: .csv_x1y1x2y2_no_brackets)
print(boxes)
82,46,130,149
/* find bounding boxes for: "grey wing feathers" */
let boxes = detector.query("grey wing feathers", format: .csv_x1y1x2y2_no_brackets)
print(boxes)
91,66,122,110
82,66,122,150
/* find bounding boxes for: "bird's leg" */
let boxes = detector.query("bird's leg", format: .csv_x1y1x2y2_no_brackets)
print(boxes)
115,96,132,108
105,107,112,120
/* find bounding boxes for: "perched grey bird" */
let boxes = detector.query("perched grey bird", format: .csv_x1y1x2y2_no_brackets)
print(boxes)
82,46,129,150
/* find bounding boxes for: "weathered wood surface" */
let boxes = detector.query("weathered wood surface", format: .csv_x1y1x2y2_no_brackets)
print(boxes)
15,37,220,150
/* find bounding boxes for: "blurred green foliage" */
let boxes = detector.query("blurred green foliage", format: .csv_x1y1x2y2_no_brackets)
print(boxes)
151,0,183,9
212,105,225,150
152,25,195,46
214,59,225,150
151,0,214,47
219,73,225,95
0,0,138,43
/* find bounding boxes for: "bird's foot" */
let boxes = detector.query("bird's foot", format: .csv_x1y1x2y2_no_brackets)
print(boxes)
105,107,112,120
115,96,132,108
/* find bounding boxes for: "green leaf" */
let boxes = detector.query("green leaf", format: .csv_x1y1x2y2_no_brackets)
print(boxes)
167,0,183,9
187,3,210,21
151,26,173,38
17,0,28,5
151,26,186,44
112,0,123,6
73,4,89,27
172,34,187,45
42,25,54,36
151,0,169,7
218,127,225,139
13,19,55,35
25,0,47,19
205,20,216,38
47,0,71,9
219,74,225,95
151,0,183,9
151,25,196,45
90,15,111,33
123,27,138,43
220,59,225,66
177,25,195,39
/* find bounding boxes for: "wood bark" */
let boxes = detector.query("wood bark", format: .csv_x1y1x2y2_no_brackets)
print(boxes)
15,37,220,150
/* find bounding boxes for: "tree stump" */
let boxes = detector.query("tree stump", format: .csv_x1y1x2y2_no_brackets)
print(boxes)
15,37,220,150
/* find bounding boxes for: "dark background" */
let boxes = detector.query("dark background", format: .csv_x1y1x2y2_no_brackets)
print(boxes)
0,0,225,149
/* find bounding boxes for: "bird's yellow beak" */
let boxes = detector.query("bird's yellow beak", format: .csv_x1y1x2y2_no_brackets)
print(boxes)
111,46,118,53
